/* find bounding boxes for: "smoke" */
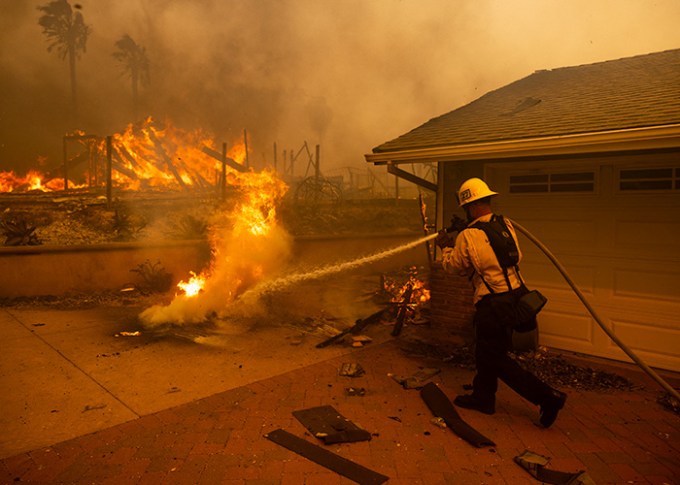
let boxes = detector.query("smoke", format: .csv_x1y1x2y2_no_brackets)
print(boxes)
139,168,292,326
139,222,293,326
2,0,680,173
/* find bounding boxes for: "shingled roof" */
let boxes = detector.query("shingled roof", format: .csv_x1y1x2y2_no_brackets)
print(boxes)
371,49,680,155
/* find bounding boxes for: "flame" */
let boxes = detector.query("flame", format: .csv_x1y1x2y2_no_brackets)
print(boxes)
1,117,249,193
177,271,206,297
105,117,226,190
384,267,431,307
0,169,84,193
139,167,292,326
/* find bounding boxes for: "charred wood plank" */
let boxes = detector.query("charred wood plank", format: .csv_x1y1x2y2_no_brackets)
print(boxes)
202,146,247,173
265,429,388,485
116,144,144,170
111,150,139,180
420,382,495,448
147,130,187,189
391,282,413,336
292,405,372,444
316,307,387,348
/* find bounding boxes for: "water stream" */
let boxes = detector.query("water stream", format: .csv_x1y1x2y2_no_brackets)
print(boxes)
239,232,438,301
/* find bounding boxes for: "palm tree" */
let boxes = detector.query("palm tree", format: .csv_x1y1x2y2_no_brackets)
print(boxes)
112,34,150,120
37,0,90,119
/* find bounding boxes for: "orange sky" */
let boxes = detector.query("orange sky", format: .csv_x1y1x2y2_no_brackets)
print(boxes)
1,0,679,174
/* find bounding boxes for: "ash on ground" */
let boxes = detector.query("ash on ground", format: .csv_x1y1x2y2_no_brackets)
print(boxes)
399,337,680,416
400,339,637,392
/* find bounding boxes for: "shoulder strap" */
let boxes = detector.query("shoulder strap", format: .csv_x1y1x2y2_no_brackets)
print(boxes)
469,214,523,292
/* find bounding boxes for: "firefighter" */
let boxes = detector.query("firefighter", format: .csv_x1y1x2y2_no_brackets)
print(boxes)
435,177,566,428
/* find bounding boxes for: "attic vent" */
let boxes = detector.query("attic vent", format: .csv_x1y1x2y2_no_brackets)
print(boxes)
509,171,595,193
619,167,680,191
502,97,541,116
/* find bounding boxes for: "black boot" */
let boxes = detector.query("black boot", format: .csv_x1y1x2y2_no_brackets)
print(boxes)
539,390,567,428
453,394,495,415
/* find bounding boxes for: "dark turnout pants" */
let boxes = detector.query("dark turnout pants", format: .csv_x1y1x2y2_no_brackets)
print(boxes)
471,296,553,407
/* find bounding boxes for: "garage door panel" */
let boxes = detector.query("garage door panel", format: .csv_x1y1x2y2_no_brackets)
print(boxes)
614,267,680,302
519,258,597,295
538,309,592,345
614,219,680,255
514,218,597,249
486,158,680,371
610,317,680,357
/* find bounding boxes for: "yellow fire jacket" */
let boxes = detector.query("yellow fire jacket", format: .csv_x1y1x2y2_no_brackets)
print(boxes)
441,213,523,304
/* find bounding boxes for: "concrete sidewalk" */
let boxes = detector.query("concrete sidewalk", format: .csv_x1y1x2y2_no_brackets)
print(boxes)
1,306,679,484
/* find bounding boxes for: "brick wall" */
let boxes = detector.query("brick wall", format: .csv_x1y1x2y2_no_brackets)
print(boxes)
429,261,475,342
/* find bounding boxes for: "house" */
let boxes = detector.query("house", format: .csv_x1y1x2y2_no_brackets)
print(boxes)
365,49,680,372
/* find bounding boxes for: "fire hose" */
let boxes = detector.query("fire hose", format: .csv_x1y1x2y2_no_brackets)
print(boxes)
508,219,680,403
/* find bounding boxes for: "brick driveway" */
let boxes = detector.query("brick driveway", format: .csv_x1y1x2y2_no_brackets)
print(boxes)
2,330,679,485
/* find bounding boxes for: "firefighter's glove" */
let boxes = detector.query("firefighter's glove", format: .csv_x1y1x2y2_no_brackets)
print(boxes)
435,229,454,249
450,215,468,233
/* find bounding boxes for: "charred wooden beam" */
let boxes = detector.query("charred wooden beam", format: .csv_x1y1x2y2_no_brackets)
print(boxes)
202,146,247,173
116,144,143,170
111,150,139,180
387,163,437,192
316,307,387,348
391,282,413,336
147,130,187,190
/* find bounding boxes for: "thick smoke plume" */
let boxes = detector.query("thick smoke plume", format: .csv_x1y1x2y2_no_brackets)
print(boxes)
2,1,680,175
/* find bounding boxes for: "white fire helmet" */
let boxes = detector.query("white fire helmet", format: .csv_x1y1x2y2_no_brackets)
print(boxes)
457,178,498,207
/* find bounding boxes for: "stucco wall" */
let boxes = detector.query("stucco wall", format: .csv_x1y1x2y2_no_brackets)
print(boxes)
0,234,430,298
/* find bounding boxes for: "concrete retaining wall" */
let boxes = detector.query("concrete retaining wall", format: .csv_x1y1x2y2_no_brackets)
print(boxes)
1,233,430,298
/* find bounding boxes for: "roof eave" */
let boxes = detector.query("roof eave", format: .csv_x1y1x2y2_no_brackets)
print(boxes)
364,124,680,165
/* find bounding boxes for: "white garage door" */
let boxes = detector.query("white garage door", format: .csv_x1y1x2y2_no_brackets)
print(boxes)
486,152,680,371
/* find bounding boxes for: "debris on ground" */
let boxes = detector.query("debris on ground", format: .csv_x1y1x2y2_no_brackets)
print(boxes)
399,338,476,370
400,339,639,393
345,387,366,397
339,362,365,377
292,405,372,444
514,450,595,485
420,382,495,448
352,335,373,347
510,347,638,392
315,308,387,349
114,331,141,337
657,392,680,416
430,417,447,428
265,429,389,485
390,367,441,389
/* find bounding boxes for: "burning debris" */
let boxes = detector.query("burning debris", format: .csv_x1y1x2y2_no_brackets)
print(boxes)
138,168,291,326
1,118,245,194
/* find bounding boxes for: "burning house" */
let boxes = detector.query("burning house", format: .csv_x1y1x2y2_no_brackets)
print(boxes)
366,49,680,372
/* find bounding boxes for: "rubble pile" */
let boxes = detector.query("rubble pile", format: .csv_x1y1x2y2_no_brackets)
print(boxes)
399,339,640,393
510,347,638,392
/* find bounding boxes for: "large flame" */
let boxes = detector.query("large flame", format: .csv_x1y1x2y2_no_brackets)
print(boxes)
0,117,247,192
106,117,224,190
0,169,84,192
139,168,292,326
